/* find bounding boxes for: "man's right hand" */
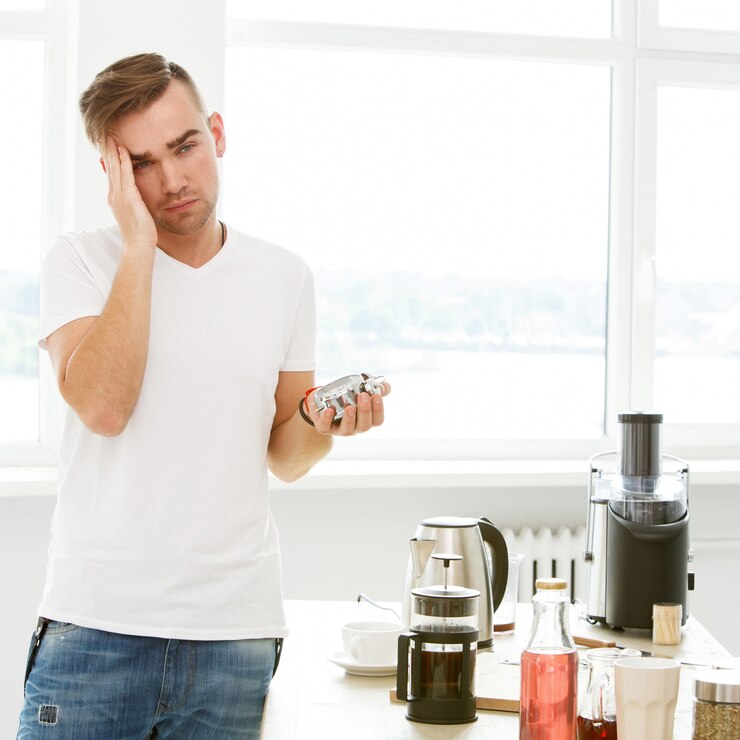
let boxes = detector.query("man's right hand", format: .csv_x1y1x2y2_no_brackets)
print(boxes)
102,137,158,249
46,139,158,436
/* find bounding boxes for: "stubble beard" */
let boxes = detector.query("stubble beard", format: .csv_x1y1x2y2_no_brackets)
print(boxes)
154,175,220,237
154,202,214,236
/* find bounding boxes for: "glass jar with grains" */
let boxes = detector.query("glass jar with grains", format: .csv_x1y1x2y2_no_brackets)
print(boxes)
691,670,740,740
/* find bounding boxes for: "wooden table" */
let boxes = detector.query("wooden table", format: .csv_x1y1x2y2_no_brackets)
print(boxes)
261,600,731,739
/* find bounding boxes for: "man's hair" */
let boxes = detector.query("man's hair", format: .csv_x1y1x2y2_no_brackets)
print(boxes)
79,52,208,147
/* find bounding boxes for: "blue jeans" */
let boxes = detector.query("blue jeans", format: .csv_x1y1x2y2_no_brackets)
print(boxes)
17,620,280,739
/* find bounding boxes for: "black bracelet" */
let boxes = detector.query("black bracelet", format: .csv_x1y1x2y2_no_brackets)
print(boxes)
298,397,315,427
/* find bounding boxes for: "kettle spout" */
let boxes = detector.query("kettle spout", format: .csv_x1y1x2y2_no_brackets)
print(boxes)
409,538,437,579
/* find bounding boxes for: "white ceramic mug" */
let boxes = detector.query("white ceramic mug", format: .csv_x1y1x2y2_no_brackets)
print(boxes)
341,621,403,665
614,656,681,740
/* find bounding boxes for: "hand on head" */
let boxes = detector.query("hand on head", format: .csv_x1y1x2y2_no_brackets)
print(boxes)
101,136,158,250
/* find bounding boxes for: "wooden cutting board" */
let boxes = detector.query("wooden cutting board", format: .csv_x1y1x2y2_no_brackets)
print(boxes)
390,652,521,713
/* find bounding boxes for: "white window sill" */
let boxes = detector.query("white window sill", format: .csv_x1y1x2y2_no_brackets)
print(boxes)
2,458,740,497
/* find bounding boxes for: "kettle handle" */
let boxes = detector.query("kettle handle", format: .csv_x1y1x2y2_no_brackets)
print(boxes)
477,517,509,612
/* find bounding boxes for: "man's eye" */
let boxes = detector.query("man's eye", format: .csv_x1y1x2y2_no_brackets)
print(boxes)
179,144,195,154
134,160,151,170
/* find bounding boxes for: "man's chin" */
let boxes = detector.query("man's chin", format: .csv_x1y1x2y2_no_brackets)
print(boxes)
155,210,212,237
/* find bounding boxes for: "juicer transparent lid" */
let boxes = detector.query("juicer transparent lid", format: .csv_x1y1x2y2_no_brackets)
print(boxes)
610,472,687,525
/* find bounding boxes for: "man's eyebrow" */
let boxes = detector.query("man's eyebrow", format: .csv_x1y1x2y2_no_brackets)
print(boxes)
128,129,203,161
166,128,203,150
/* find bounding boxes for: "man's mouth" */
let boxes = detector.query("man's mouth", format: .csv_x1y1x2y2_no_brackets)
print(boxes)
164,199,197,213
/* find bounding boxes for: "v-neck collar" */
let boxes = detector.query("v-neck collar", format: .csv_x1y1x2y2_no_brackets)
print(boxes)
154,231,231,277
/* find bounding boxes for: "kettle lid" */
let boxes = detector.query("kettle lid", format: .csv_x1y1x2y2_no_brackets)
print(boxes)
421,516,477,528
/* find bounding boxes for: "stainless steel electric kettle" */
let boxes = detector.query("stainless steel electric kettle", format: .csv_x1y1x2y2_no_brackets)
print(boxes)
401,516,509,648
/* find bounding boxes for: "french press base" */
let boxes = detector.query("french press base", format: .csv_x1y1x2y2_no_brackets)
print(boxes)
397,628,478,724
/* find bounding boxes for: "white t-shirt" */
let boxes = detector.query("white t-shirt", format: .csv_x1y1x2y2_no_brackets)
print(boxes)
37,225,316,640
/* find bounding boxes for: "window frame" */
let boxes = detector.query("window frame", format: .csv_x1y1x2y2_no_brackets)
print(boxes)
639,0,740,55
0,0,73,466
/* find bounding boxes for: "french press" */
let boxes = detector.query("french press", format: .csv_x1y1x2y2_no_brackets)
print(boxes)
396,553,479,724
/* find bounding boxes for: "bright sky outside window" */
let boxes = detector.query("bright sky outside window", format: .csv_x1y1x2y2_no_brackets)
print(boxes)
0,40,44,443
654,86,740,423
223,47,611,440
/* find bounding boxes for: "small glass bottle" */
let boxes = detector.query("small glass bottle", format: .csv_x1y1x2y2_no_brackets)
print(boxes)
520,578,578,740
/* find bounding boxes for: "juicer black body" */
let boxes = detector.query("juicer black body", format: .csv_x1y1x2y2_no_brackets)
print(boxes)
605,505,690,630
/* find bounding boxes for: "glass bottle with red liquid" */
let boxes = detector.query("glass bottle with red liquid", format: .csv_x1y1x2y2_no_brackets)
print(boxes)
519,578,578,740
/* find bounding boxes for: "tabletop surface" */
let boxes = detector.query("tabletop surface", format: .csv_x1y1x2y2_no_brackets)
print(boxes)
261,600,732,739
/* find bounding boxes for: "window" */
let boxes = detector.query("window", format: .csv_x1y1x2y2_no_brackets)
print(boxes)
224,3,740,456
1,0,67,465
223,47,611,440
654,83,740,424
0,41,44,444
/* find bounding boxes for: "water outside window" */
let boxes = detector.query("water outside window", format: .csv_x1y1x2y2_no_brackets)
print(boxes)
0,41,44,443
223,47,611,440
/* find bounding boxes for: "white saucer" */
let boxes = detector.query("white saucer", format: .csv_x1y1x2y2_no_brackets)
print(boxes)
328,651,397,677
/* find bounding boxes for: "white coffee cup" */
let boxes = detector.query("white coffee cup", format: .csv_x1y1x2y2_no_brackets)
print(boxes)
341,621,403,666
614,656,681,740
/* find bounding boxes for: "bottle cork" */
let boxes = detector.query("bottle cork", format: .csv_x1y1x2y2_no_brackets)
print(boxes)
653,602,682,646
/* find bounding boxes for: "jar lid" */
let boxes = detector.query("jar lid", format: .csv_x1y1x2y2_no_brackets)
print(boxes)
536,578,567,590
693,670,740,704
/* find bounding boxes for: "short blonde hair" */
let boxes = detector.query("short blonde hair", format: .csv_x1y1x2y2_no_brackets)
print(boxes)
79,52,208,147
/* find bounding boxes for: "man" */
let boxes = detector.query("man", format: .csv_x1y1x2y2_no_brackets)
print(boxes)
18,53,389,739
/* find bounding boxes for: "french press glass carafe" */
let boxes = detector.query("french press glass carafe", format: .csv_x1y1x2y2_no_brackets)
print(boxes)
396,554,479,724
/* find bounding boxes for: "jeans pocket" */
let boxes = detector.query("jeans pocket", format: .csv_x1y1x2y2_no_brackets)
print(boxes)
24,617,51,690
45,620,80,635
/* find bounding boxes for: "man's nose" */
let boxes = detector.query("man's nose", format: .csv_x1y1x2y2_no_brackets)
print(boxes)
160,159,187,194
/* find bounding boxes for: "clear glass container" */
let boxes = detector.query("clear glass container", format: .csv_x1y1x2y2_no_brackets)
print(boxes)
520,578,578,740
577,647,641,740
691,670,740,740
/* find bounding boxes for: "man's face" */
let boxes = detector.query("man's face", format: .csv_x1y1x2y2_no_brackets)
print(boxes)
110,81,224,237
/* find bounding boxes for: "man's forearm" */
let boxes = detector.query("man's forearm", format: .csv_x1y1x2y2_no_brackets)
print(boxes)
267,411,333,483
61,245,155,435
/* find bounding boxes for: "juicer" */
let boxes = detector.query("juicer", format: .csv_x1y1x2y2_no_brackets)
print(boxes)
584,412,695,629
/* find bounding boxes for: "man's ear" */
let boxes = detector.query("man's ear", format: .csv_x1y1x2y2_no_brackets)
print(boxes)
209,112,226,158
99,157,107,173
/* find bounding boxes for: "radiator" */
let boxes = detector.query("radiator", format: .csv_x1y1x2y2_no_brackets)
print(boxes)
501,526,587,603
